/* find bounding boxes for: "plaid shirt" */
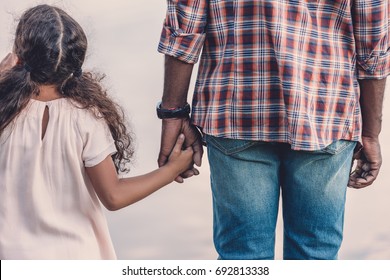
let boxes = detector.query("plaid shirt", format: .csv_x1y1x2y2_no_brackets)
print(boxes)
158,0,390,151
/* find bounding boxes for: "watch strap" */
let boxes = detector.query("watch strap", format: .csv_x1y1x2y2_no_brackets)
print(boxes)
156,101,191,119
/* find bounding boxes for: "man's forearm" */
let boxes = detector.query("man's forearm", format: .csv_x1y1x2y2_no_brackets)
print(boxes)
158,55,203,177
162,55,194,108
359,78,387,138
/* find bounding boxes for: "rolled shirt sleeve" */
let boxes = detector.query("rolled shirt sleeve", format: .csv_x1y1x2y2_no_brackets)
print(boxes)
353,0,390,79
81,115,117,168
158,0,208,64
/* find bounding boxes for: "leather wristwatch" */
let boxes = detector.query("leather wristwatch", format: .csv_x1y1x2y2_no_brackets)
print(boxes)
156,101,191,119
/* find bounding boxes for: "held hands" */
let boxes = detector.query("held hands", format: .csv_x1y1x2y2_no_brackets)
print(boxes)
0,53,18,73
349,136,382,189
158,118,203,183
166,134,195,179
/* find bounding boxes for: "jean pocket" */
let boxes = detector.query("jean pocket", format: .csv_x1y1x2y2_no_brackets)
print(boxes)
312,140,356,155
204,134,259,155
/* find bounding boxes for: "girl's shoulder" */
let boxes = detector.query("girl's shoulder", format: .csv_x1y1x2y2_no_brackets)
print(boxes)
64,99,109,138
64,99,102,121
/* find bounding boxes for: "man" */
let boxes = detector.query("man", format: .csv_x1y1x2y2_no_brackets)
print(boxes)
156,0,389,259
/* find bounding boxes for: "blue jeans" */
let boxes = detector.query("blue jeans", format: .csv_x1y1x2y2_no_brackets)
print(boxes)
205,135,356,260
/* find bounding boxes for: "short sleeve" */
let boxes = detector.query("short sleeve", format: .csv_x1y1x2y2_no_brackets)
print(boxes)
81,116,117,168
353,0,390,79
158,0,208,64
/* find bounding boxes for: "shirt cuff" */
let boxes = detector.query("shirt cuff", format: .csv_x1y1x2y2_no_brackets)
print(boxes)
357,51,390,79
158,24,206,64
84,143,117,168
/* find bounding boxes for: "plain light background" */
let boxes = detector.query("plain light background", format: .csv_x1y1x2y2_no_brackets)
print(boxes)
0,0,389,259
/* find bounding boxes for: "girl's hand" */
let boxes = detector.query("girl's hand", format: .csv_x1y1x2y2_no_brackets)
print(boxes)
0,53,18,73
167,134,196,177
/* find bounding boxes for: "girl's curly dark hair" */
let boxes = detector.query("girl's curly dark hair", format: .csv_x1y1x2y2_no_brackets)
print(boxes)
0,4,134,173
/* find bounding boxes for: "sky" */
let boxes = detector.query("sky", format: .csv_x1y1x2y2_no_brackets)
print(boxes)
0,1,389,260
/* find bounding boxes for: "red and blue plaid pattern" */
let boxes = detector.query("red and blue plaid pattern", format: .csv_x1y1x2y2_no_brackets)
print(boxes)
158,0,390,150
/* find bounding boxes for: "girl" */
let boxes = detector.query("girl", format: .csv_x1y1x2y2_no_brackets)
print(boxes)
0,4,194,259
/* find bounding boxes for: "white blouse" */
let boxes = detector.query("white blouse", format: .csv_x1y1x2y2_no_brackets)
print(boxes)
0,98,117,259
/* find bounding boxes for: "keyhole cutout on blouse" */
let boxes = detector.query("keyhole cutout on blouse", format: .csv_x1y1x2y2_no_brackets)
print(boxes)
41,106,49,140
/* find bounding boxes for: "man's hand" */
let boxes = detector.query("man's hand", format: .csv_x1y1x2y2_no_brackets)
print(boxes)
0,53,18,73
349,78,386,189
158,118,203,183
349,136,382,189
158,55,201,182
166,134,195,175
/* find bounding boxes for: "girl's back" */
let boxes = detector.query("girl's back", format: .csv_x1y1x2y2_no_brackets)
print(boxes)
0,4,194,260
0,98,116,259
